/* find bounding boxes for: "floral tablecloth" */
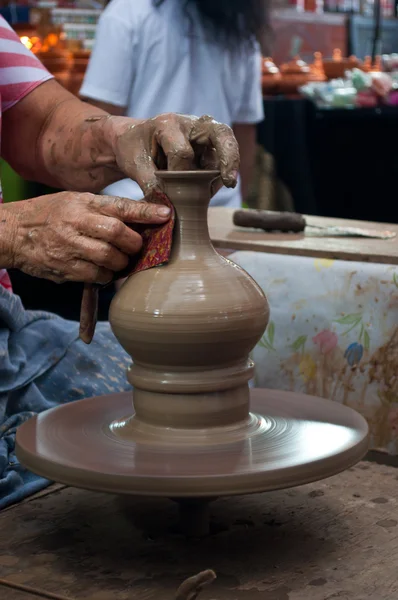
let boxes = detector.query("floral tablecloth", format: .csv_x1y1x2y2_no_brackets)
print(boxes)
231,251,398,454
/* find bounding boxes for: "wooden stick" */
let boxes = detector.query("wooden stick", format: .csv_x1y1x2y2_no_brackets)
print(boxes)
0,569,217,600
0,577,74,600
79,283,99,344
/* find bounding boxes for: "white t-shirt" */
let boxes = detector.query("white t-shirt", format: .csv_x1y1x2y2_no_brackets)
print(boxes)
80,0,264,207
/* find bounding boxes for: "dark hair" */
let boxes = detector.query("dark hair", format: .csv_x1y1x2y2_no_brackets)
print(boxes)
153,0,269,51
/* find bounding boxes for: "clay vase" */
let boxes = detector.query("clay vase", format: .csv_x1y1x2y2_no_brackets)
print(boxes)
109,171,270,431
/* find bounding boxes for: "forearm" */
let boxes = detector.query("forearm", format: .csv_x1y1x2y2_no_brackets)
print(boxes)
2,80,140,193
37,99,140,192
233,124,256,202
2,78,240,199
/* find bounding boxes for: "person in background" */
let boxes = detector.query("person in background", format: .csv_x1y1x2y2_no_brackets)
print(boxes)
80,0,267,208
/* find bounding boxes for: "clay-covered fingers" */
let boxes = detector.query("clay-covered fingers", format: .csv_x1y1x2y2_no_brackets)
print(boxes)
74,195,172,275
6,191,155,285
190,115,239,188
115,133,161,196
113,112,239,194
117,120,196,194
198,146,220,171
93,195,171,224
198,146,223,197
154,119,196,171
82,215,144,255
69,261,113,285
73,236,129,273
48,259,113,285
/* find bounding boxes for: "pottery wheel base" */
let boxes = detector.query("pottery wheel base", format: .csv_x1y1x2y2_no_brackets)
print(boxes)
16,388,368,504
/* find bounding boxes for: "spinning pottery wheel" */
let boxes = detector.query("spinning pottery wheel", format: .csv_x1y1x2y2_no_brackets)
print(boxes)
16,171,369,536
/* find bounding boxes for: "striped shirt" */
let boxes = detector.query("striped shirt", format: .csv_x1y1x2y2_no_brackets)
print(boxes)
0,16,53,291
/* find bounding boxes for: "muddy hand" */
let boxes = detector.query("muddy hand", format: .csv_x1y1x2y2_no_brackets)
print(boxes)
4,191,171,283
113,113,240,198
0,192,170,344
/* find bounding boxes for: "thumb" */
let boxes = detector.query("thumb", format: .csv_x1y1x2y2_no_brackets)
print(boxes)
143,186,174,208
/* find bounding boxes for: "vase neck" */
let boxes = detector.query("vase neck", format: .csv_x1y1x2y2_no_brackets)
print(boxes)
156,171,220,261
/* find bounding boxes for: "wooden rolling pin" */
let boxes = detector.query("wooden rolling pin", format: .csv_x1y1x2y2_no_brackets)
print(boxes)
233,209,306,232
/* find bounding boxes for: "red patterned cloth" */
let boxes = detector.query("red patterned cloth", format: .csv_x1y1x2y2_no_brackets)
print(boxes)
129,190,175,274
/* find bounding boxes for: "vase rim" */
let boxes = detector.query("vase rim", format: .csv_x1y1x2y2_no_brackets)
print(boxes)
155,170,220,180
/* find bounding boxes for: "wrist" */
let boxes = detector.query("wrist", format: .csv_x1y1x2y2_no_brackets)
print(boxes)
91,115,144,157
0,203,19,269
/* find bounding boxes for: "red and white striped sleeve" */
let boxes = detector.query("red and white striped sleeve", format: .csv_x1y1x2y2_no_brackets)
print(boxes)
0,16,53,112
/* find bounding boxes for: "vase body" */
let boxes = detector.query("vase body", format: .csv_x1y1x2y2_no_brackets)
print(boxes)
109,171,269,429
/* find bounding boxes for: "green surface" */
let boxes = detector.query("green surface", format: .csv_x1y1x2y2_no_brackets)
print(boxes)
0,159,29,202
0,159,59,202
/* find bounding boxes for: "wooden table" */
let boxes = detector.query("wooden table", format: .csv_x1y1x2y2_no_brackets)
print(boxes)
208,208,398,265
1,460,397,599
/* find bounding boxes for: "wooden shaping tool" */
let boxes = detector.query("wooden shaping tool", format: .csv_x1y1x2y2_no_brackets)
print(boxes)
233,209,396,239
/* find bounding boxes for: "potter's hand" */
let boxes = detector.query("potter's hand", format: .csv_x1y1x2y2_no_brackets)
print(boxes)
111,113,240,197
0,192,171,284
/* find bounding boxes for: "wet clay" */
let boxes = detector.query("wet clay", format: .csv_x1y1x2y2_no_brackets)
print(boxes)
109,170,269,428
16,171,369,535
